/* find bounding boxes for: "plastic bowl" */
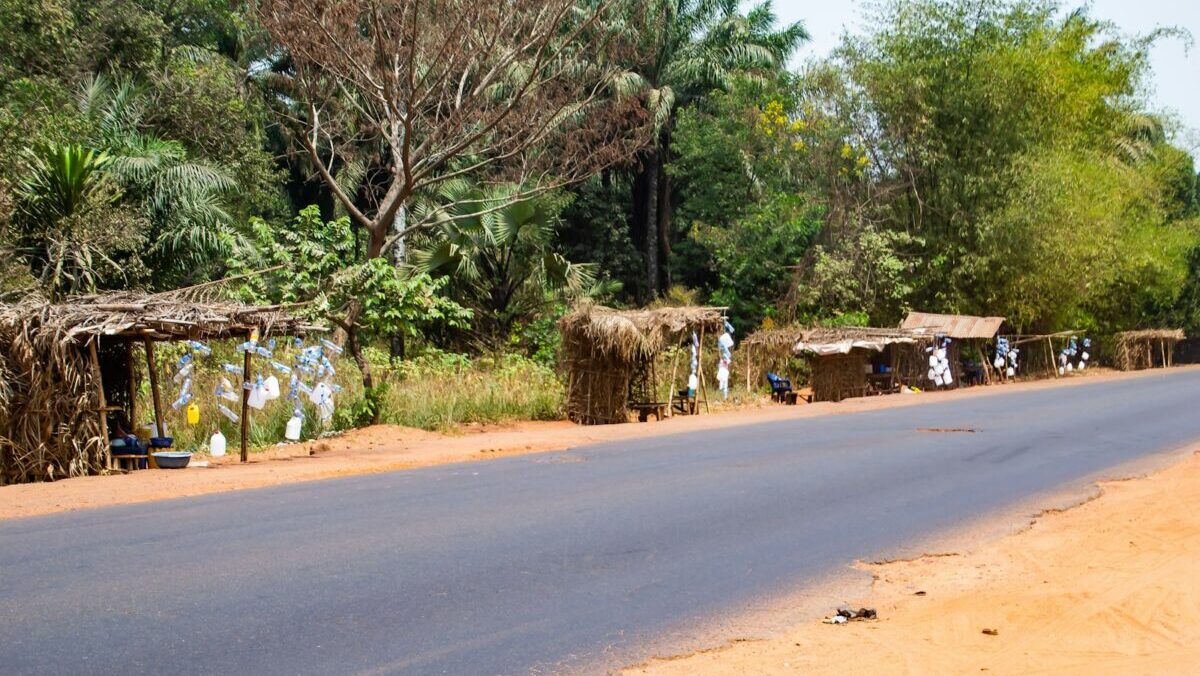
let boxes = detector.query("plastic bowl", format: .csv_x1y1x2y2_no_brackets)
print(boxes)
149,437,174,448
152,451,192,469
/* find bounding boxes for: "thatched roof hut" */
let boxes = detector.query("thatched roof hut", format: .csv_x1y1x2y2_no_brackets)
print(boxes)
0,291,321,484
559,304,726,425
741,326,933,401
1111,329,1185,371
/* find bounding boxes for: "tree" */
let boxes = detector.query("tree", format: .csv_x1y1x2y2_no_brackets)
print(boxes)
257,0,651,260
230,206,471,391
9,144,147,299
409,183,595,349
622,0,807,297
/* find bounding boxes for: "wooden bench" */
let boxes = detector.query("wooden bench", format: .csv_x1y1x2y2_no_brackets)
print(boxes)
630,402,667,422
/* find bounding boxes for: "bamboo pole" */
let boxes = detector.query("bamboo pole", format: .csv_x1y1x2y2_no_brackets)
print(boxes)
143,337,164,469
88,338,111,470
240,332,253,463
1160,339,1167,369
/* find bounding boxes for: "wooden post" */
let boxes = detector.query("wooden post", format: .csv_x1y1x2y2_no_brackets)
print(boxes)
240,331,253,463
126,340,137,433
698,325,710,414
143,337,164,469
1046,337,1058,378
88,337,111,470
666,345,681,418
1160,339,1167,369
977,343,991,385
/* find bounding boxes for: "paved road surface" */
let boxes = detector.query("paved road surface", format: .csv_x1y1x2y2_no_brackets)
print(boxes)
3,370,1200,675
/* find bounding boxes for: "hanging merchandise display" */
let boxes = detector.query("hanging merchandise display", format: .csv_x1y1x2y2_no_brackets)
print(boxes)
217,403,239,423
264,374,281,400
925,335,953,388
716,319,735,400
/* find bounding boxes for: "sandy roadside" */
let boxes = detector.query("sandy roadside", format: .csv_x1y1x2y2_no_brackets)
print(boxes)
626,447,1200,676
1,367,1192,520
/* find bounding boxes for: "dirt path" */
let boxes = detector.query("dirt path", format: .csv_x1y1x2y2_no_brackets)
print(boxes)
1,368,1189,520
626,447,1200,676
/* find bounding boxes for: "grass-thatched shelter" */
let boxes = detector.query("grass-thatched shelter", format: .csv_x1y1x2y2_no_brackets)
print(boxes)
0,290,321,484
559,304,726,425
792,327,934,402
1111,329,1185,371
900,311,1006,385
743,326,933,402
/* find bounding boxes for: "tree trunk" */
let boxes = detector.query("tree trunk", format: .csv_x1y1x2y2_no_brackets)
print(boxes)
630,157,649,301
389,207,407,362
656,139,672,293
643,149,660,299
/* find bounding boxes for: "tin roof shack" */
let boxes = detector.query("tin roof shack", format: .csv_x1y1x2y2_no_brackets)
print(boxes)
0,291,321,484
792,327,933,403
900,311,1007,386
559,304,727,425
1111,329,1185,371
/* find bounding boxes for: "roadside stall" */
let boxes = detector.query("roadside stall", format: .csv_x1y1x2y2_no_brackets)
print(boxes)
559,304,727,424
0,290,323,484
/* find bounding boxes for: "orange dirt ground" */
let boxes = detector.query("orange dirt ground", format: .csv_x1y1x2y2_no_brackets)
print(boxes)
0,368,1186,521
627,449,1200,676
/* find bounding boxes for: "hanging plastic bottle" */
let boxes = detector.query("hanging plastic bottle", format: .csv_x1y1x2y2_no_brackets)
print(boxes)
285,409,303,441
271,361,292,375
215,378,239,403
264,374,281,400
186,402,201,426
217,403,239,423
247,376,267,410
236,339,256,353
186,340,212,356
172,361,194,384
254,345,274,359
171,390,193,410
222,363,244,376
209,429,226,457
320,339,344,356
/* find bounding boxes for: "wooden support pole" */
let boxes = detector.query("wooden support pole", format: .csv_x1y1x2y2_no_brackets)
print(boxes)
88,337,111,470
666,345,681,418
240,332,253,463
1160,339,1167,369
143,337,164,469
126,340,137,433
698,325,710,414
1046,337,1058,378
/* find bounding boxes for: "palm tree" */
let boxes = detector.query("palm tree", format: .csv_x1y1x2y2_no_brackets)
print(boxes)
624,0,808,297
77,74,237,281
11,144,136,300
409,181,597,348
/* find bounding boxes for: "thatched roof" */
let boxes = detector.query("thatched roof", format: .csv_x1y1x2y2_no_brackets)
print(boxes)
744,325,932,357
1114,329,1185,341
0,291,324,343
558,304,727,362
793,326,932,356
901,311,1005,339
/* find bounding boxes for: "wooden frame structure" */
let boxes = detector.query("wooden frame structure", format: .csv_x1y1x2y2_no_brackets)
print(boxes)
1111,329,1184,371
558,304,727,425
0,291,322,484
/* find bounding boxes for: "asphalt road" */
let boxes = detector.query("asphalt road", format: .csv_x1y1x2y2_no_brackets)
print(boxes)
4,369,1200,675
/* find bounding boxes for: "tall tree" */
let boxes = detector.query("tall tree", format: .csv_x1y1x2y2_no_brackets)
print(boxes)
257,0,652,375
624,0,807,297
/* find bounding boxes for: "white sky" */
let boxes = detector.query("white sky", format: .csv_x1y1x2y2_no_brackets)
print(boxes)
769,0,1199,161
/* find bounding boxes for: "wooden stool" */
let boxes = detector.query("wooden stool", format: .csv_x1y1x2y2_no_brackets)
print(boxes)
111,454,145,471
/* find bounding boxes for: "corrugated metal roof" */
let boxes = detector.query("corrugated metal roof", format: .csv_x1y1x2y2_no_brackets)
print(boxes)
900,311,1005,339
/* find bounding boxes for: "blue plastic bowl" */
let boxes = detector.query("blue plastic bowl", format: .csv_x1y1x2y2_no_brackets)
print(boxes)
152,451,192,469
149,437,174,449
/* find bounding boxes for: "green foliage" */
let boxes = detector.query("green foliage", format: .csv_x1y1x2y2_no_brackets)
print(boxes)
689,192,821,326
10,143,147,298
233,206,471,343
410,184,592,349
